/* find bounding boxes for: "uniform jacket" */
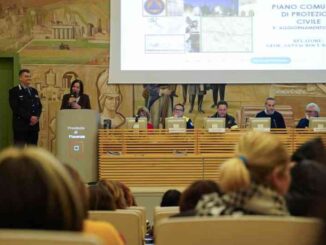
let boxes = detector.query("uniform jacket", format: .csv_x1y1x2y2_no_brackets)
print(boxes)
9,84,42,132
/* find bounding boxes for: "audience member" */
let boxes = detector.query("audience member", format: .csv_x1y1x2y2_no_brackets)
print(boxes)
64,165,124,245
196,131,291,216
118,182,137,207
64,164,89,217
211,100,237,129
179,180,221,213
0,147,84,231
88,181,117,211
161,189,181,207
102,180,128,209
286,137,326,216
256,97,286,128
296,103,320,128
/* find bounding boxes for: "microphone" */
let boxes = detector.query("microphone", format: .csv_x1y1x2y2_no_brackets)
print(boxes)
69,93,77,105
273,118,277,128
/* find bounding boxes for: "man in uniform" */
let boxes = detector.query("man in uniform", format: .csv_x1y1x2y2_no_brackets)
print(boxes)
9,69,42,146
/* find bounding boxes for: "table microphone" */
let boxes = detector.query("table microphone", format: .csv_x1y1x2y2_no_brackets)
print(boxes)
273,119,277,128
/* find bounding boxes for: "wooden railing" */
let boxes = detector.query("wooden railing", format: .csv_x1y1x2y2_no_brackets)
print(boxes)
98,129,326,187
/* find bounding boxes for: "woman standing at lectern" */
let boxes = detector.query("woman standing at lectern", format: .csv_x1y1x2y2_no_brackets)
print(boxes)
61,79,91,109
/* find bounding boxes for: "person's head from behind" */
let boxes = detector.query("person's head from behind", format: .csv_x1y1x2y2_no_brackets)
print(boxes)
305,103,320,118
220,131,291,196
179,180,221,212
173,104,185,118
217,100,228,117
63,164,89,218
291,137,326,166
70,79,84,96
0,147,84,231
19,69,31,87
265,97,276,114
101,179,127,209
88,181,116,211
136,106,151,121
118,182,137,207
160,189,181,207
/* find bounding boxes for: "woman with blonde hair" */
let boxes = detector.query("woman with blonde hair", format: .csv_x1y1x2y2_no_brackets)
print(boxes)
0,147,84,230
196,131,292,216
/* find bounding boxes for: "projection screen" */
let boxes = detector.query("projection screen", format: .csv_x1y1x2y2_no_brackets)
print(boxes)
109,0,326,83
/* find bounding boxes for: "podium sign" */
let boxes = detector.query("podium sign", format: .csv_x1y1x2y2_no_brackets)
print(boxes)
56,110,99,182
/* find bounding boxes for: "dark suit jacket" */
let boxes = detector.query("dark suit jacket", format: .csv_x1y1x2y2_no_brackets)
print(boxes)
9,84,42,132
256,110,286,128
210,113,237,128
296,118,309,128
60,93,91,110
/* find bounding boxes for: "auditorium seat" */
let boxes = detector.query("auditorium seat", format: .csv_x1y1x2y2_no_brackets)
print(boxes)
155,216,322,245
88,210,143,245
128,206,147,237
154,206,179,234
237,105,294,128
0,230,102,245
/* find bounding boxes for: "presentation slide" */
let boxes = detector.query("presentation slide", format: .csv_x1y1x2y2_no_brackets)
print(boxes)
110,0,326,83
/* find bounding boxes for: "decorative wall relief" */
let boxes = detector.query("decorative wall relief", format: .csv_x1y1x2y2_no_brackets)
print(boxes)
96,69,125,128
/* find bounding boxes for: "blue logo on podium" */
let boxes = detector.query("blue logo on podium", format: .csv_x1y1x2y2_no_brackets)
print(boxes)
144,0,165,15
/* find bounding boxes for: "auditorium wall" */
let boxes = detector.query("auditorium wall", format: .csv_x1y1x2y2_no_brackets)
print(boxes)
0,0,325,152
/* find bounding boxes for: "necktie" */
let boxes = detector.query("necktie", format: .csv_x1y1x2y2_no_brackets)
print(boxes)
26,87,31,96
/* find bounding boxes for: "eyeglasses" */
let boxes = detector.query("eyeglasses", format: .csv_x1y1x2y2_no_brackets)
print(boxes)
174,108,184,112
305,110,315,113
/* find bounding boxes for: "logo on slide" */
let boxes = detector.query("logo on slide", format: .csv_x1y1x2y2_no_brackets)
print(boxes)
144,0,165,15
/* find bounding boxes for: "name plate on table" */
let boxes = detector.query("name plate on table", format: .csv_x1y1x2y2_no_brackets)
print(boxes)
313,126,326,132
208,127,226,133
168,124,186,133
253,124,270,132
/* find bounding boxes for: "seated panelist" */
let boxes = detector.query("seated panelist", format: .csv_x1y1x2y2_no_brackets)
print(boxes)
136,106,154,129
168,103,194,129
256,97,285,128
61,79,91,110
210,100,237,129
296,103,320,128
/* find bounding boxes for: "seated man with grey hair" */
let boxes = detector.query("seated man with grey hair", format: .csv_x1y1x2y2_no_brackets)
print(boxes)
296,103,320,128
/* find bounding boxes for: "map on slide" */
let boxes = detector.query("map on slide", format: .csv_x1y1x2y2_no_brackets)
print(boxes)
201,17,252,52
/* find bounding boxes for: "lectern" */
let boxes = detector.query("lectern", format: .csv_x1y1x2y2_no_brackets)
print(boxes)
56,109,99,183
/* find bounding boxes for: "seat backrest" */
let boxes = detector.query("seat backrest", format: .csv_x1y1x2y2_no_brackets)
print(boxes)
0,230,102,245
239,105,294,128
128,206,147,235
155,216,322,245
88,210,143,245
154,206,179,227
